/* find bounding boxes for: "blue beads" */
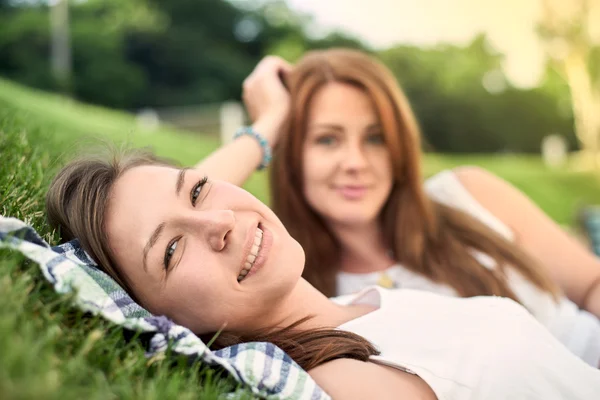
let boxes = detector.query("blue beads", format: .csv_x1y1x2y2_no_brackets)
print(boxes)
233,126,272,170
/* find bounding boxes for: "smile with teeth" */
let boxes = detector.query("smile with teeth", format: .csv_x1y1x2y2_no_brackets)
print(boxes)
238,227,263,282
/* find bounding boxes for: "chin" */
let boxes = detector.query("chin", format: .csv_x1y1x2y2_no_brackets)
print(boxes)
330,213,377,227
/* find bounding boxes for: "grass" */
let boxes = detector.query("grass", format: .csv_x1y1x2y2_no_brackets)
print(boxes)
2,76,600,399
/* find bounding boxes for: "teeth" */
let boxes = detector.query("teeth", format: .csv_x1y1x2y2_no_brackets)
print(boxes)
238,226,264,283
237,268,249,282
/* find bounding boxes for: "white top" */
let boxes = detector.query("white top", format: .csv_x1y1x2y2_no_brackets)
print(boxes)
336,170,600,366
334,286,600,400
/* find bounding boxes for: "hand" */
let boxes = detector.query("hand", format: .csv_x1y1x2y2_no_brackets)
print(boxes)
242,56,292,145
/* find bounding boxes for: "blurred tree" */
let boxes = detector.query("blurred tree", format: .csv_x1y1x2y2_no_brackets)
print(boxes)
380,34,575,153
249,0,367,63
0,0,164,107
0,7,55,90
126,0,367,105
537,0,600,167
0,0,578,153
124,0,260,106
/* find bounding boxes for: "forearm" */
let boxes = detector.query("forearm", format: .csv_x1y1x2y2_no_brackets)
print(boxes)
193,116,283,186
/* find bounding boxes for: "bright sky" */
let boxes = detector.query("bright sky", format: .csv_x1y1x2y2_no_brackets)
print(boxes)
284,0,590,88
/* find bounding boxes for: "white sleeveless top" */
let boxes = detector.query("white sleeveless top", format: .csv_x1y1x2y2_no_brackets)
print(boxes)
337,170,600,366
334,286,600,400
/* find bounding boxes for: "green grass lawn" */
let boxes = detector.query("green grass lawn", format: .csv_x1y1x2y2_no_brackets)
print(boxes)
2,77,600,399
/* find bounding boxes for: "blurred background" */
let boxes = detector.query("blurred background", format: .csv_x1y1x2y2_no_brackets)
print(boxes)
1,0,599,153
1,0,600,224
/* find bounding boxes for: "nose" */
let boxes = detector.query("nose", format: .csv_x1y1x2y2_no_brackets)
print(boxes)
340,141,368,172
193,209,235,251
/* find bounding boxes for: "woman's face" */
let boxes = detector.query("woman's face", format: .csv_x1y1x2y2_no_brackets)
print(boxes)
105,165,305,334
302,82,394,228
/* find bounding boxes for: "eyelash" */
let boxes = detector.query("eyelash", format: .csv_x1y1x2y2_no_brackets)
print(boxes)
163,237,180,271
314,133,337,145
366,132,385,144
190,175,208,206
163,176,208,271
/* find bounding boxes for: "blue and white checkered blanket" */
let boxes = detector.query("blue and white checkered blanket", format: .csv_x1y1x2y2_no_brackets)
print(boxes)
0,215,329,400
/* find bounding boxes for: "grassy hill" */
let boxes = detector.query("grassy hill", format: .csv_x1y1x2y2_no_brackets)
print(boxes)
1,77,600,399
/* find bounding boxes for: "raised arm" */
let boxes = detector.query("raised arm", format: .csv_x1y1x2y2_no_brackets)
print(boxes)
454,166,600,318
193,56,292,185
309,358,436,400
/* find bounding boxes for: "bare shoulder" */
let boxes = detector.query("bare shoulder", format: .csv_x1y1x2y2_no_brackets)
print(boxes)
452,165,526,220
452,165,507,192
309,358,437,400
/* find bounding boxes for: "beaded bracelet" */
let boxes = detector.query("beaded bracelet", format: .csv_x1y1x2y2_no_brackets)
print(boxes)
233,126,272,170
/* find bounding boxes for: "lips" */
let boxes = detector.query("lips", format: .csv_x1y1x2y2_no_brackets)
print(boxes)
335,185,368,200
238,225,263,282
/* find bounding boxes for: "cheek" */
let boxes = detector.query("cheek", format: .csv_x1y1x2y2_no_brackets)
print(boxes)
372,150,394,180
163,256,231,331
302,147,334,185
302,162,329,208
167,248,228,302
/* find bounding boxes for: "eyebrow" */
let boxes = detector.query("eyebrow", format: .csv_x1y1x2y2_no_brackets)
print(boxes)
309,123,344,131
309,123,382,132
176,167,189,196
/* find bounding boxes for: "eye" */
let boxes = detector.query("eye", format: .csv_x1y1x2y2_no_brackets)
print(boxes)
315,135,337,146
164,238,179,271
191,176,208,206
366,132,385,145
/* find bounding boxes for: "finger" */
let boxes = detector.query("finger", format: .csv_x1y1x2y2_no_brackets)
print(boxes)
277,69,289,91
278,59,294,72
269,57,293,73
257,56,291,74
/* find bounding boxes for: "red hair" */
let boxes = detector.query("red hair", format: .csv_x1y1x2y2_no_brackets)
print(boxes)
271,48,560,301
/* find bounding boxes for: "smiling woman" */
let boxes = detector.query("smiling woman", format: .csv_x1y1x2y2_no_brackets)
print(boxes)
47,149,305,335
105,163,304,335
44,146,600,399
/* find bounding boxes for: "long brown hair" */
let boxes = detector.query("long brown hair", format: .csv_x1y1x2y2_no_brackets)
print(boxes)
46,147,378,371
271,48,560,301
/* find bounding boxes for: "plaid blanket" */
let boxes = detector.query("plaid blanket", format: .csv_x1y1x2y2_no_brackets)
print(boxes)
0,215,329,400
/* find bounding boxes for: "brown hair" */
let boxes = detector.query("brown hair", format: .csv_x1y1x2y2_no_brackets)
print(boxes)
271,48,560,301
45,147,378,371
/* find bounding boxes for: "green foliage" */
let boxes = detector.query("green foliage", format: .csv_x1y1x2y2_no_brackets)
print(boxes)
0,9,55,91
379,36,577,153
0,0,577,153
69,22,147,108
0,0,367,108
